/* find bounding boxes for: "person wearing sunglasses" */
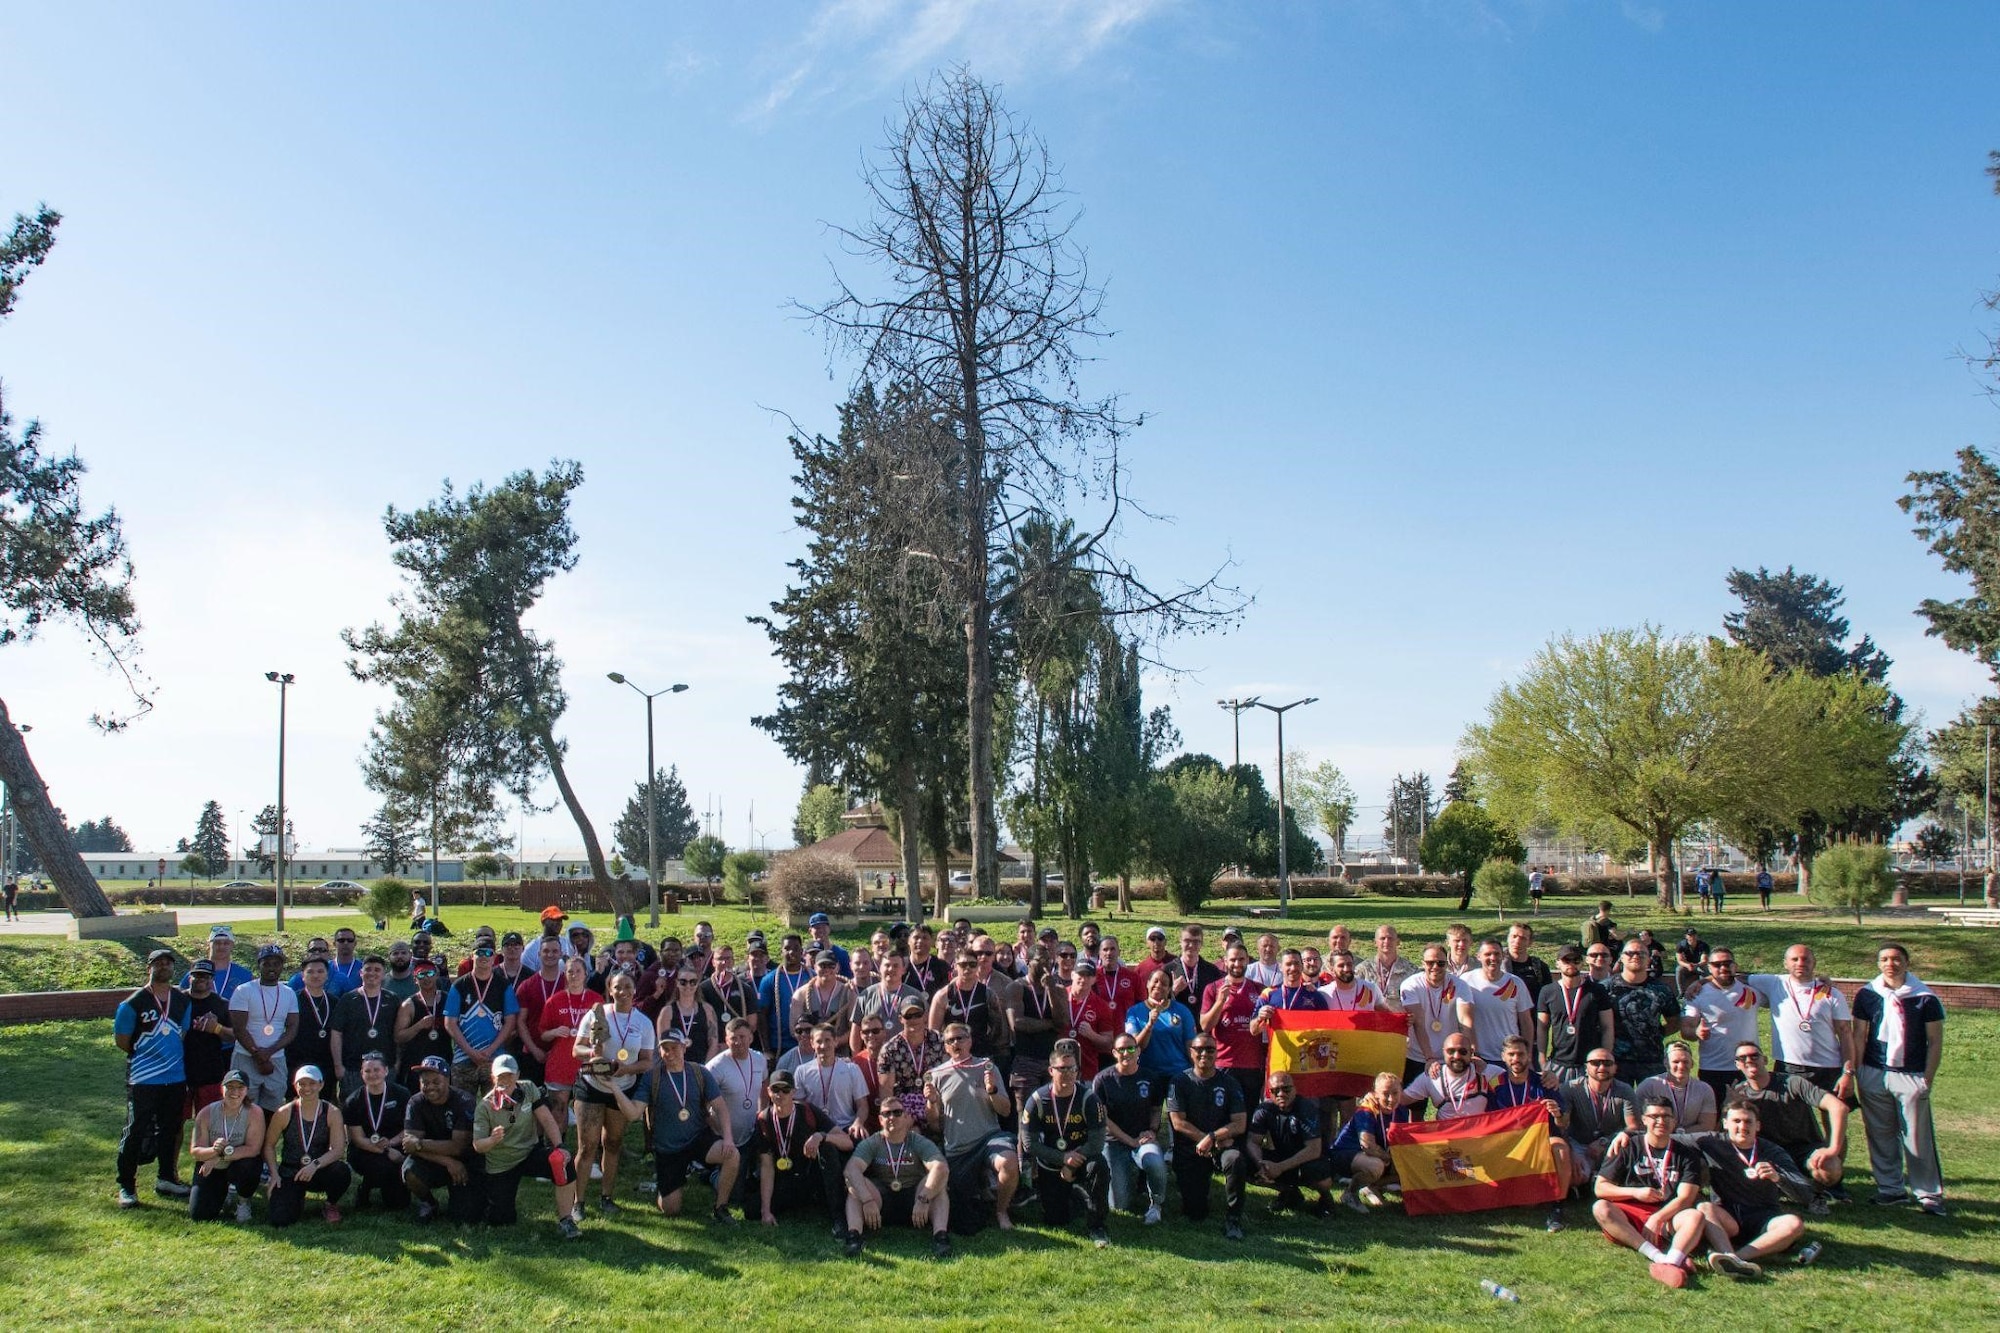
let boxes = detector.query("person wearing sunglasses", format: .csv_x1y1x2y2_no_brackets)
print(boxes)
1726,1041,1849,1213
1247,1073,1335,1218
1560,1048,1640,1180
925,1021,1019,1230
843,1096,951,1259
1166,1037,1251,1240
1020,1039,1111,1246
1591,1095,1707,1288
1538,945,1615,1088
1608,938,1680,1086
1095,1035,1169,1224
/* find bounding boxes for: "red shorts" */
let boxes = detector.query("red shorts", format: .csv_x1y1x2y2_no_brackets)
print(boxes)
1604,1200,1660,1240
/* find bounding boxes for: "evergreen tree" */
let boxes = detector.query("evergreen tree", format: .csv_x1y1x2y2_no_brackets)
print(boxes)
612,765,700,867
188,802,229,875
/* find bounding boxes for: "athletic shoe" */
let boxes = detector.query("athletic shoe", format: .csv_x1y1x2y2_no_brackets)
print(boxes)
1090,1226,1110,1248
322,1203,343,1225
1307,1199,1332,1220
844,1229,864,1258
1648,1261,1688,1289
1223,1217,1245,1241
1826,1183,1853,1203
116,1188,139,1209
558,1216,582,1241
831,1222,848,1240
1342,1188,1369,1215
932,1230,953,1260
711,1205,738,1226
1143,1204,1162,1226
235,1200,252,1224
598,1196,619,1217
1795,1242,1822,1267
414,1200,437,1223
154,1179,191,1199
1869,1191,1910,1207
1357,1186,1385,1209
1544,1206,1566,1233
1809,1195,1831,1216
1920,1199,1947,1216
1708,1252,1760,1280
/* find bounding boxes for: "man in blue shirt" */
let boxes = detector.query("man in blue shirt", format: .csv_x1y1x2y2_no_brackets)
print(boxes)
758,933,813,1058
114,949,193,1207
444,943,520,1095
806,913,852,978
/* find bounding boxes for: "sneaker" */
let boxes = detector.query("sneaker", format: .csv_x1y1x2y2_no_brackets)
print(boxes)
1809,1195,1831,1216
1827,1183,1853,1204
1307,1199,1332,1220
558,1216,583,1241
711,1205,738,1226
597,1196,618,1217
844,1229,864,1258
1869,1191,1910,1207
1142,1204,1162,1226
154,1179,191,1199
1920,1198,1947,1217
1545,1205,1566,1233
1708,1252,1759,1280
1357,1186,1385,1209
235,1200,252,1224
932,1230,953,1260
1342,1188,1368,1215
116,1187,139,1209
1648,1260,1688,1289
1223,1217,1245,1242
1089,1226,1110,1249
414,1200,437,1223
322,1203,343,1225
1795,1241,1822,1267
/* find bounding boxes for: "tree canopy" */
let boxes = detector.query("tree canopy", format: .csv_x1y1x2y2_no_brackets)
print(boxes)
611,765,700,868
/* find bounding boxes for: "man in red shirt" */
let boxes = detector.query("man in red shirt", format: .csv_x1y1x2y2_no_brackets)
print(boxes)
1133,928,1173,990
1094,936,1141,1016
1068,959,1120,1080
1201,944,1264,1103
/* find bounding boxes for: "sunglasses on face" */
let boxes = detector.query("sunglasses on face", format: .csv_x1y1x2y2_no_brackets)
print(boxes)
1586,1059,1615,1067
1191,1047,1217,1056
880,1107,907,1118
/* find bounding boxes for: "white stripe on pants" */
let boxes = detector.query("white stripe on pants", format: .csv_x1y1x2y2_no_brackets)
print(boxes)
1857,1065,1942,1204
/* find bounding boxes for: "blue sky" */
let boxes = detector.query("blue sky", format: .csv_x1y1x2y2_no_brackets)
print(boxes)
2,1,1996,858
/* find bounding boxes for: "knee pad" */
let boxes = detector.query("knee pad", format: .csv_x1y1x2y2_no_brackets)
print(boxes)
549,1148,573,1187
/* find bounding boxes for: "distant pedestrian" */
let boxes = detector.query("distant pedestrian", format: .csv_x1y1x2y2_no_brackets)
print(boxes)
1695,869,1712,914
1757,868,1774,910
1711,870,1727,913
1528,867,1545,915
2,872,18,921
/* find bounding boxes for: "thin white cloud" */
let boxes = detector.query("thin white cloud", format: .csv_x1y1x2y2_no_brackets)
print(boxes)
1620,1,1665,35
752,0,1178,118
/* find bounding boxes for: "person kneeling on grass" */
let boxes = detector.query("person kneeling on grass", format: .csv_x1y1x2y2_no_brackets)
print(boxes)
843,1097,952,1260
1247,1073,1335,1219
187,1069,265,1223
473,1054,583,1240
265,1065,352,1227
1330,1071,1398,1213
1020,1042,1112,1247
648,1028,741,1223
1591,1095,1706,1288
1687,1099,1817,1278
401,1055,482,1223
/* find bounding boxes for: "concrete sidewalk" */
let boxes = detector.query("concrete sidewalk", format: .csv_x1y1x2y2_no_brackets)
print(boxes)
0,905,356,937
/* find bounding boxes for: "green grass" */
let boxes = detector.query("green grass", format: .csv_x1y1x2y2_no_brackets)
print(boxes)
5,896,1995,995
2,1011,1994,1329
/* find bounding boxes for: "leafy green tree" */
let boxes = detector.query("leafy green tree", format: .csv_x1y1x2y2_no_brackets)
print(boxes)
1810,843,1895,924
1473,857,1531,919
1466,628,1905,906
612,765,700,868
179,852,210,883
1138,758,1253,914
1284,753,1357,865
1421,803,1527,910
723,850,767,901
0,203,140,919
363,877,410,927
187,802,229,876
361,805,419,875
1233,762,1322,880
1383,772,1437,865
1724,566,1892,680
1902,448,2000,685
248,804,295,875
344,464,625,911
683,834,727,887
464,852,507,907
792,783,849,847
1441,762,1476,807
72,816,135,852
1912,822,1957,868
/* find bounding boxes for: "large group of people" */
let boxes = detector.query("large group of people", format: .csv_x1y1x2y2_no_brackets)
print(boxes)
108,904,1949,1279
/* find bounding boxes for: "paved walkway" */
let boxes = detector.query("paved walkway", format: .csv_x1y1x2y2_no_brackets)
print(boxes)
0,905,355,937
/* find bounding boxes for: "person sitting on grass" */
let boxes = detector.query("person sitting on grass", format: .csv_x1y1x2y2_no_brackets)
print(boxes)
264,1065,351,1228
842,1096,952,1260
1688,1099,1816,1279
1330,1071,1398,1213
1590,1095,1706,1288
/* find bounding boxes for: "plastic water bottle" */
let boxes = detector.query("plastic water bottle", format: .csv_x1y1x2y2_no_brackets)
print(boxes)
1480,1279,1520,1303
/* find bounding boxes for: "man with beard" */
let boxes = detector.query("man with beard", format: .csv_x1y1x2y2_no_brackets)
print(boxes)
1095,1035,1168,1224
1200,944,1265,1104
1563,1048,1639,1179
1608,938,1680,1086
114,949,193,1206
381,940,419,1002
179,960,234,1122
1537,945,1614,1087
1168,1036,1251,1240
1247,1072,1335,1218
400,1055,481,1223
1680,946,1762,1108
649,1027,740,1222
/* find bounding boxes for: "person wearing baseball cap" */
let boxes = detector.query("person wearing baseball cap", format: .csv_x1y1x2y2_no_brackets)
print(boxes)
649,1026,739,1223
473,1053,582,1238
1135,926,1174,991
180,957,234,1124
394,960,453,1088
113,948,194,1207
204,926,252,1003
807,913,851,978
756,1069,835,1227
523,905,570,972
187,1067,264,1222
401,1055,480,1223
264,1064,351,1227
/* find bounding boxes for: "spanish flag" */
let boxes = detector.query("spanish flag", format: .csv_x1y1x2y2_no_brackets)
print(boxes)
1386,1103,1562,1216
1264,1008,1409,1098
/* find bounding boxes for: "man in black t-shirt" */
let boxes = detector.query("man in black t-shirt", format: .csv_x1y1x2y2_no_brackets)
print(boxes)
1536,947,1614,1084
1728,1042,1849,1204
1687,1101,1813,1278
1094,1038,1169,1221
756,1073,834,1227
1591,1095,1707,1287
1020,1044,1110,1244
343,1052,413,1210
1167,1037,1251,1239
1247,1074,1333,1217
180,961,235,1118
400,1056,482,1222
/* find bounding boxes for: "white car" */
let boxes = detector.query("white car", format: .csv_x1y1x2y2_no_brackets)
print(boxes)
948,872,972,888
318,880,366,895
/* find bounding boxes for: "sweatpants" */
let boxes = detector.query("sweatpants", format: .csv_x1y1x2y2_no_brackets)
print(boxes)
1857,1065,1943,1204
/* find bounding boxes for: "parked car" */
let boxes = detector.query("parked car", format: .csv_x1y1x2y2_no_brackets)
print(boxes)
318,880,366,895
948,872,972,888
219,880,260,889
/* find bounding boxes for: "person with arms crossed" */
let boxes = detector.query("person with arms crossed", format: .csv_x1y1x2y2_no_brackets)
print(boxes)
1853,943,1946,1214
1591,1095,1707,1288
331,956,398,1095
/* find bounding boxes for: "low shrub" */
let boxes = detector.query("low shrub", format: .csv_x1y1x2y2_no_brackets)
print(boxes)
767,850,859,923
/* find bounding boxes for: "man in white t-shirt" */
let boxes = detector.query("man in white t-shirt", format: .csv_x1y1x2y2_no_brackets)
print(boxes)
228,944,301,1111
1746,944,1855,1101
705,1017,770,1153
1245,935,1283,991
1457,939,1537,1065
1402,1036,1501,1120
1680,945,1761,1107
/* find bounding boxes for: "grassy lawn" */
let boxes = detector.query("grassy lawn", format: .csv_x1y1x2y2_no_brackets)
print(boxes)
4,896,1995,994
1,1009,1993,1329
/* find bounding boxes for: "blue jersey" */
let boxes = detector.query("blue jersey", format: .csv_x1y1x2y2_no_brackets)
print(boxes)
1124,1000,1199,1077
208,961,253,1003
115,986,190,1086
290,960,364,998
443,971,519,1059
758,967,812,1054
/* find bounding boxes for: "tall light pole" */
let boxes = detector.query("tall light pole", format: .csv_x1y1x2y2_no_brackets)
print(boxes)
1217,697,1261,769
265,673,294,929
608,673,688,928
1251,697,1316,916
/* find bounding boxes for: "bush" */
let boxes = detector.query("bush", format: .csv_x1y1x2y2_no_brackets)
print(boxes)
723,850,768,902
364,878,413,926
1810,843,1894,924
1473,858,1531,918
767,850,858,923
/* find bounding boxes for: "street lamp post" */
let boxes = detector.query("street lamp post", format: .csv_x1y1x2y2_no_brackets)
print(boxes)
1250,697,1316,916
608,673,689,928
1216,697,1261,769
265,673,294,930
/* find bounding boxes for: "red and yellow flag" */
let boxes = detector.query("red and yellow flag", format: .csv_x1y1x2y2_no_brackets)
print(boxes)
1264,1008,1409,1098
1386,1103,1562,1216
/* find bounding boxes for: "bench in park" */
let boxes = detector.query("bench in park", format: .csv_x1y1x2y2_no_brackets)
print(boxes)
1927,906,2000,927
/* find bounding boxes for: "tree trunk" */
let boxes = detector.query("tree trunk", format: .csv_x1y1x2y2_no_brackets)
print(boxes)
932,843,950,922
896,755,924,924
0,697,116,917
1029,698,1045,917
1652,835,1676,910
536,722,627,917
962,377,997,903
1117,871,1131,914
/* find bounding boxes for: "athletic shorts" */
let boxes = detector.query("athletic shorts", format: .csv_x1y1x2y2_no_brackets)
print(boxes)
405,1155,475,1191
1328,1146,1371,1178
1722,1198,1781,1238
574,1079,632,1109
655,1131,722,1198
1604,1200,1661,1238
877,1185,918,1230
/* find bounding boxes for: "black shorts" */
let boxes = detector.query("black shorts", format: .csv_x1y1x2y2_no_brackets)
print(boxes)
1722,1198,1782,1238
1328,1146,1371,1177
877,1184,918,1229
654,1131,721,1197
1274,1159,1334,1190
573,1079,626,1108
